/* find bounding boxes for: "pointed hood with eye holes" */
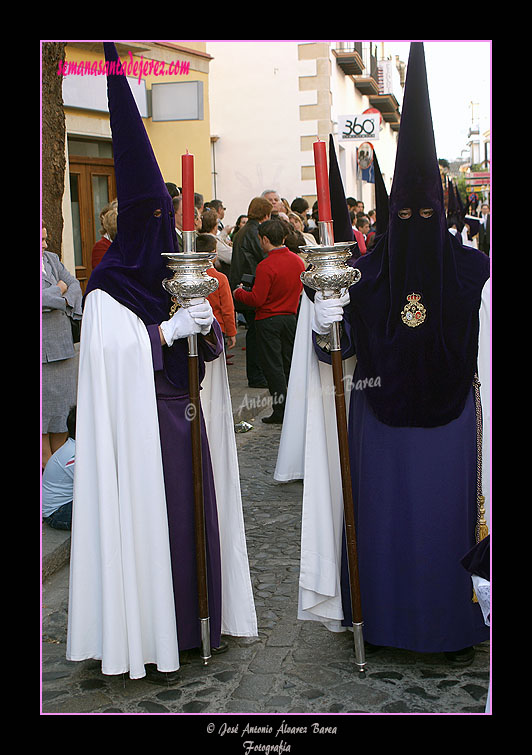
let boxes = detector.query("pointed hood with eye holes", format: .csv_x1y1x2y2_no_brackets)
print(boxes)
85,42,178,328
447,180,464,233
327,134,367,259
328,133,355,245
372,150,389,238
84,43,197,389
348,41,489,427
447,179,464,233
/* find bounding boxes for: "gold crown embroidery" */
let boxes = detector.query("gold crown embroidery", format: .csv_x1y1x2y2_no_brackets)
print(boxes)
400,293,426,328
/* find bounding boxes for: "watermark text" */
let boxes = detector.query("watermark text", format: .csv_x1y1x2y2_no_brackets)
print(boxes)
57,51,190,84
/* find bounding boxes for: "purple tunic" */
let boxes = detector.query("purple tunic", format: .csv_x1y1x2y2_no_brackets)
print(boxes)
338,367,489,652
148,323,223,651
313,324,489,653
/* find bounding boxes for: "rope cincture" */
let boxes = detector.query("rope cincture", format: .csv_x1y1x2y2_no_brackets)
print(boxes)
472,374,489,603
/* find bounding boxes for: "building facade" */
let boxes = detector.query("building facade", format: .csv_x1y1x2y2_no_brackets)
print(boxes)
206,41,403,228
52,40,405,283
58,41,213,287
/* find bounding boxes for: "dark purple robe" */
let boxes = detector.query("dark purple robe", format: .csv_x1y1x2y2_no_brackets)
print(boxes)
341,368,489,652
148,322,224,651
315,330,489,652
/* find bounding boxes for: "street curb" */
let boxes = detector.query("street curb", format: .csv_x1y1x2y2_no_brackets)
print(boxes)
42,525,71,582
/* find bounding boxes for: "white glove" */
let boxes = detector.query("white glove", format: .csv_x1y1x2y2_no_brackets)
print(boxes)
160,298,214,346
311,290,350,335
188,298,214,335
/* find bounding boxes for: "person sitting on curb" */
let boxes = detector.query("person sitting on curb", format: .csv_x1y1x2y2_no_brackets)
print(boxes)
42,405,76,530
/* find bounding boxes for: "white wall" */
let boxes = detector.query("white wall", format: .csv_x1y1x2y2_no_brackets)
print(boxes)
207,41,304,227
207,40,400,228
329,46,398,213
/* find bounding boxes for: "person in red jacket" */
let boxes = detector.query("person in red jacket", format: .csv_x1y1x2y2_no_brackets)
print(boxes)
233,218,305,424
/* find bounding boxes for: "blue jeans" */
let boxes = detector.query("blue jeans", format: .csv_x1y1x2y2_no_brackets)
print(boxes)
45,501,72,530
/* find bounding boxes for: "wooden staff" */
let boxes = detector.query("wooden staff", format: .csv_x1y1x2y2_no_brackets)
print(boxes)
162,240,219,666
330,321,365,674
187,330,211,665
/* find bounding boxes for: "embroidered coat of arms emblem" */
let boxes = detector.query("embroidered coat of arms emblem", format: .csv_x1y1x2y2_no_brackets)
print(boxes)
400,293,427,328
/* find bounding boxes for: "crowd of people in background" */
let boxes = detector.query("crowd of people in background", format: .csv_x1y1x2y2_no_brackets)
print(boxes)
162,185,355,412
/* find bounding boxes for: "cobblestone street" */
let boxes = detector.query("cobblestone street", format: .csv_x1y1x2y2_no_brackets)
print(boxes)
41,331,490,731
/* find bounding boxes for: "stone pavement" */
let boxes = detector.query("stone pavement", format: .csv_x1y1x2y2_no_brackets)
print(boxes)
41,325,491,724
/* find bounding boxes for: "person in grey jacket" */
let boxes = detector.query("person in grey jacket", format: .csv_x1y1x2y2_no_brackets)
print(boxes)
42,224,83,468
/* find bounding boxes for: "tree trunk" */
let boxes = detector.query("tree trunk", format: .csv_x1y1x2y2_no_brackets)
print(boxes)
41,42,66,259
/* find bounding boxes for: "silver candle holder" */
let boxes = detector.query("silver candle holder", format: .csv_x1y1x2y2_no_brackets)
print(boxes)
161,252,218,305
300,220,361,348
162,233,218,309
162,232,219,358
300,220,361,295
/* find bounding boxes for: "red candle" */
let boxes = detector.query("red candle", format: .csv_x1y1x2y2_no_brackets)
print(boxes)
182,151,195,231
313,140,332,223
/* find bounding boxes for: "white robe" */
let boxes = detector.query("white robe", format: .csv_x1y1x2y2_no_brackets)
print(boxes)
275,282,491,630
67,290,256,679
200,345,258,638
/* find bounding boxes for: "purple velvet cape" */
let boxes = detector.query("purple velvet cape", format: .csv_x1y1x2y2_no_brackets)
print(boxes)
461,535,490,583
346,43,489,428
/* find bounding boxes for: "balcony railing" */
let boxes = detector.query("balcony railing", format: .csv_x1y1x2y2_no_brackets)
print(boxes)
333,42,364,76
333,42,401,128
333,42,379,93
335,42,363,56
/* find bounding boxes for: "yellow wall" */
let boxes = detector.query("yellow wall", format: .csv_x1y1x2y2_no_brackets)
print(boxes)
63,43,213,199
145,77,212,199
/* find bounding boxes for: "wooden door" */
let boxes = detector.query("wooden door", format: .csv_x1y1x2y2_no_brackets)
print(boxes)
69,156,116,292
